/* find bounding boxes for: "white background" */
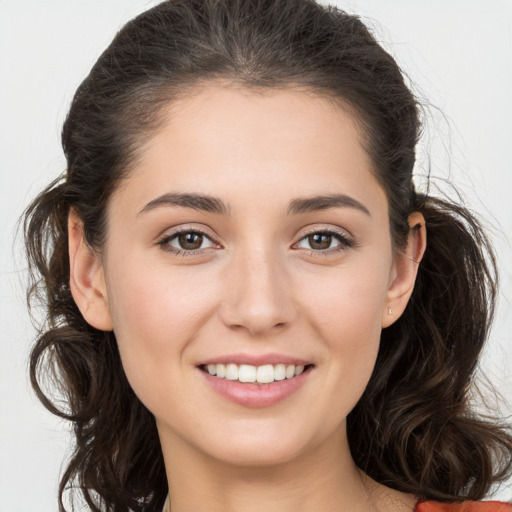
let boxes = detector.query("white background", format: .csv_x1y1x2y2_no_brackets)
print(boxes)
1,1,511,510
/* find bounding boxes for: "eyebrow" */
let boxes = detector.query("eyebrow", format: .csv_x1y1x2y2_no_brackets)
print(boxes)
287,194,371,217
139,193,229,215
138,192,370,217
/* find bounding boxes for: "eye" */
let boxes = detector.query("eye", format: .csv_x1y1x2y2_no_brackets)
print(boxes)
158,229,218,255
295,229,353,254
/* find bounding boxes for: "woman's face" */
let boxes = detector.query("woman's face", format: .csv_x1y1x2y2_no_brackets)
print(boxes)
90,85,411,467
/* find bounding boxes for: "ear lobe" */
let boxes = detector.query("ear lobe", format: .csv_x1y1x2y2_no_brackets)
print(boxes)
68,210,113,331
381,212,427,328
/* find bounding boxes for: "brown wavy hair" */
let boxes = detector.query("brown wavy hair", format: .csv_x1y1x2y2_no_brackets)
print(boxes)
23,0,512,510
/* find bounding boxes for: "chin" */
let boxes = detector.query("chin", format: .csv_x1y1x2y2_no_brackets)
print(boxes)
214,444,304,468
197,422,322,468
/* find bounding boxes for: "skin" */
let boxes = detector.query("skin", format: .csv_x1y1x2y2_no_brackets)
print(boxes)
68,84,426,512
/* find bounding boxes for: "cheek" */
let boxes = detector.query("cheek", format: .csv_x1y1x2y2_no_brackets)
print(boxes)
107,258,215,342
299,258,391,404
303,257,391,338
104,258,218,394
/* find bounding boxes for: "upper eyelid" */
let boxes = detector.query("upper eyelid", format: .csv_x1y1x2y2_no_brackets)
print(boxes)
299,226,348,236
158,225,350,238
158,225,218,241
295,225,353,241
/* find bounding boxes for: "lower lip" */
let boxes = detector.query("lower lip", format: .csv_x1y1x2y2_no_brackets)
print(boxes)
199,367,313,408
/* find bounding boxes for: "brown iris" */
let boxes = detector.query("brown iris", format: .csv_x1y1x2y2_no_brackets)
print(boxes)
178,232,204,250
308,233,333,250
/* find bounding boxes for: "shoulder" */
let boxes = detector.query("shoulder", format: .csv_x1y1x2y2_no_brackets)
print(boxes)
415,501,512,512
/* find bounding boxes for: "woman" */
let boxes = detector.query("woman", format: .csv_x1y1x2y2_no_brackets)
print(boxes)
23,0,512,511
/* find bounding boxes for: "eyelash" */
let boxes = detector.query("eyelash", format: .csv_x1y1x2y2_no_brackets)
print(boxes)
157,227,354,257
157,227,217,257
295,228,354,257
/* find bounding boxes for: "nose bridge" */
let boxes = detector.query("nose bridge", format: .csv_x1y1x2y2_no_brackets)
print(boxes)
220,237,295,336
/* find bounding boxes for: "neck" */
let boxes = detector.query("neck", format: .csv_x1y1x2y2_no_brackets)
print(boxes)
158,423,377,512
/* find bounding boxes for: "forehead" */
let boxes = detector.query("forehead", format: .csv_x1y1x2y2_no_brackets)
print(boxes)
112,84,386,218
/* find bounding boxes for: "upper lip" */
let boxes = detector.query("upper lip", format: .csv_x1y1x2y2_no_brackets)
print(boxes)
198,353,313,367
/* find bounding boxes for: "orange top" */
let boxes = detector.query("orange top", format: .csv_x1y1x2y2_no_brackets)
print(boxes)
415,502,512,512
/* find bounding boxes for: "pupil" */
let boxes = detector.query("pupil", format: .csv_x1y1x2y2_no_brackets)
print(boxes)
310,233,331,250
179,232,203,250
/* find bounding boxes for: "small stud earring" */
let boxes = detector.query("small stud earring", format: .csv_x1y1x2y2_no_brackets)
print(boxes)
387,307,392,315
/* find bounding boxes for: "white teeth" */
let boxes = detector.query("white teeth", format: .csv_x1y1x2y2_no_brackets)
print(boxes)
274,364,286,381
203,363,309,383
216,364,226,378
257,364,274,384
225,363,238,380
239,364,257,383
285,364,295,379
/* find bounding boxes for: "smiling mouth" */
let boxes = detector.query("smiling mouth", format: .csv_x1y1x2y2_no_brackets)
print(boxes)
199,363,314,385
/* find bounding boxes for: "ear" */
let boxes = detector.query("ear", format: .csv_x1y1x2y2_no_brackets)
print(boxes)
68,209,113,331
381,212,427,328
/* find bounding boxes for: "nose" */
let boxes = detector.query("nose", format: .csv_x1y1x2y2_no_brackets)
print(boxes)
218,245,298,337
